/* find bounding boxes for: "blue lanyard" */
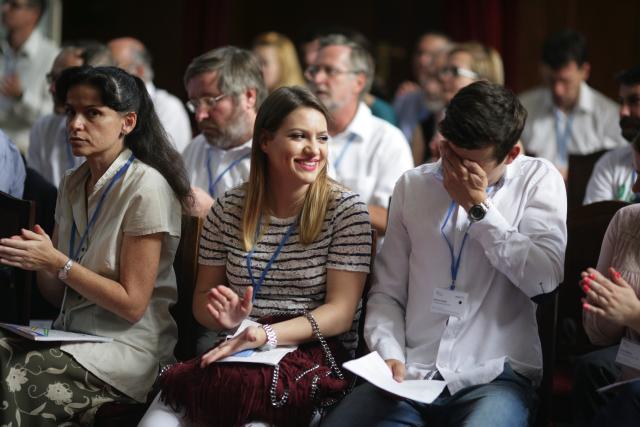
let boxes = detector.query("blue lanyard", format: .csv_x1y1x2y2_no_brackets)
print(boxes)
554,108,574,166
245,218,297,301
333,133,357,172
206,148,249,198
440,201,470,290
69,154,135,261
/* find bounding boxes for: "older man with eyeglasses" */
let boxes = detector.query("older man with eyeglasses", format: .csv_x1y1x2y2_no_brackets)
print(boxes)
306,34,413,236
0,0,58,154
181,46,266,218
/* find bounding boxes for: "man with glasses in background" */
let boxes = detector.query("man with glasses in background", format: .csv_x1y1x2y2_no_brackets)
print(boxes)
0,0,57,153
307,34,413,235
181,47,266,218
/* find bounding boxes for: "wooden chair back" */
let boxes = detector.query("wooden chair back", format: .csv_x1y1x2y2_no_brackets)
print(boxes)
567,150,608,211
0,191,35,324
534,291,558,427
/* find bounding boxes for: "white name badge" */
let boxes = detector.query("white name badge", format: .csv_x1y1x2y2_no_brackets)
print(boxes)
616,338,640,370
431,288,468,317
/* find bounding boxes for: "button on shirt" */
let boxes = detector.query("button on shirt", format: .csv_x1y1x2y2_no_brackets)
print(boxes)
0,30,58,153
28,113,84,188
182,134,251,198
0,129,25,197
520,82,625,167
146,82,192,153
328,102,413,207
583,144,636,204
365,155,567,394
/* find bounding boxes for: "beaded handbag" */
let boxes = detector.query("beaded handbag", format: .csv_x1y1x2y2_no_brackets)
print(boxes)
158,311,353,427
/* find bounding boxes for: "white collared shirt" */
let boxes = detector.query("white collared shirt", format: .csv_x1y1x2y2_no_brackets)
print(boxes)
0,30,58,152
583,144,636,204
181,134,251,198
365,155,567,394
146,82,192,154
27,113,83,188
519,82,625,167
328,102,413,207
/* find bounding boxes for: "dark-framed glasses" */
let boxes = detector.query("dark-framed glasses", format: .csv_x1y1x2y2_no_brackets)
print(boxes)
185,94,227,114
439,66,479,80
304,65,358,79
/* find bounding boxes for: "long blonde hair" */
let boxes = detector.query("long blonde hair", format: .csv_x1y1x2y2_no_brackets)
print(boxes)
252,32,305,90
450,42,504,85
242,86,334,250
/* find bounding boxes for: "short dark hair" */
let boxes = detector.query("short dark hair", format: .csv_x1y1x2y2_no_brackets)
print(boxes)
542,29,588,69
439,81,527,162
616,65,640,86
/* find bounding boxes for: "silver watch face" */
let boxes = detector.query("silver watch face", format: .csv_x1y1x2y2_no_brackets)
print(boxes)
469,204,487,221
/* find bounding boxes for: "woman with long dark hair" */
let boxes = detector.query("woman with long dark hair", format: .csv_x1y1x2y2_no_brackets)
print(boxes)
0,65,190,424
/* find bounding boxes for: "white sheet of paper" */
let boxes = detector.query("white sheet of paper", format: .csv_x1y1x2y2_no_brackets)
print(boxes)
597,376,640,393
615,338,640,370
216,319,297,366
343,351,447,404
0,322,112,342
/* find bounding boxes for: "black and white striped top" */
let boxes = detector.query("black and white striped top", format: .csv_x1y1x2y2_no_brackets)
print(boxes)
199,185,372,352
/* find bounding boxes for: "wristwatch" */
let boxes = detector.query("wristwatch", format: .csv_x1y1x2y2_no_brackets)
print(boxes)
468,199,492,223
259,323,278,351
57,258,73,280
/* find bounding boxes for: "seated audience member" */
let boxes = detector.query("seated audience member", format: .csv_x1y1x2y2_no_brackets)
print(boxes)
301,28,398,126
393,32,451,141
584,65,640,204
0,0,58,153
573,179,640,426
0,66,190,424
306,34,413,235
139,86,372,426
576,200,640,427
0,129,25,197
28,41,114,188
109,37,192,153
252,31,305,93
181,47,266,218
412,42,504,164
322,81,567,427
519,29,625,179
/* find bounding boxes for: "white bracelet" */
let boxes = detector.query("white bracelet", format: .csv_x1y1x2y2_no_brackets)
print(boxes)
259,323,278,351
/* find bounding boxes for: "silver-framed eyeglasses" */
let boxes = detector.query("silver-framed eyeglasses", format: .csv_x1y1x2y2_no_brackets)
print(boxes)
304,65,359,79
439,66,479,80
186,94,227,114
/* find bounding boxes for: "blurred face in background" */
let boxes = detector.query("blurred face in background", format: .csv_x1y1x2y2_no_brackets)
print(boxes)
619,83,640,142
542,60,590,112
48,50,84,113
439,51,477,104
254,45,280,92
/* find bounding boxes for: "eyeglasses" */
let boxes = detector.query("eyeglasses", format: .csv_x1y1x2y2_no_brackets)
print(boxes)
185,94,227,114
439,66,479,80
304,65,359,79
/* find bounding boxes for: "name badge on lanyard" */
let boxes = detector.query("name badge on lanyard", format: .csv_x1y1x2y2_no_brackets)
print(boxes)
431,200,470,317
616,338,640,370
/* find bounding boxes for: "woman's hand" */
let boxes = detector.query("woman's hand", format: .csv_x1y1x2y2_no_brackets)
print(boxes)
205,285,253,330
581,267,640,329
0,225,65,272
200,324,267,368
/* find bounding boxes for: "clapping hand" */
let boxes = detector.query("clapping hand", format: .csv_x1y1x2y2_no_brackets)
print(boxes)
0,225,63,272
206,285,253,330
199,324,267,368
581,267,640,328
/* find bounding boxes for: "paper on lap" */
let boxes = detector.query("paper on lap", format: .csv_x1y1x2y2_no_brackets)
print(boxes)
0,322,113,342
343,351,447,404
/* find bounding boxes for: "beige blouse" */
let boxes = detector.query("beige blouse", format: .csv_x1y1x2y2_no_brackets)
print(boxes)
53,148,181,402
584,204,640,379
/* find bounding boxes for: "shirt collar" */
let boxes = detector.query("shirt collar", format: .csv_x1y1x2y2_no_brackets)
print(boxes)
336,102,372,143
1,29,45,58
145,81,156,97
544,80,594,114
